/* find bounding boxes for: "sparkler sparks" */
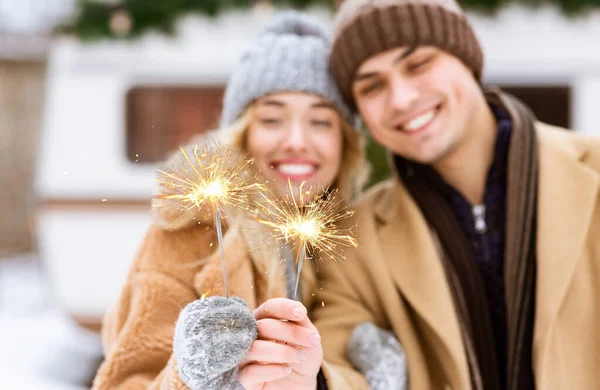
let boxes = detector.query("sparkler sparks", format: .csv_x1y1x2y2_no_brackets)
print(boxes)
253,182,357,300
154,142,263,298
155,143,259,215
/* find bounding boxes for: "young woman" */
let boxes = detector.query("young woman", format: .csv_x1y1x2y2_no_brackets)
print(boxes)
90,11,382,390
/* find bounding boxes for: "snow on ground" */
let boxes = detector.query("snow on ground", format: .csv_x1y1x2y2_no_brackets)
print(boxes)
0,254,103,389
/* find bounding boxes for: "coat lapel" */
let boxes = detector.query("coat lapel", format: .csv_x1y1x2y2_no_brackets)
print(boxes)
534,125,599,360
373,180,470,382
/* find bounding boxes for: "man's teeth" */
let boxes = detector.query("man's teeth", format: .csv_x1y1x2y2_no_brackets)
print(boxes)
404,109,436,132
277,164,315,176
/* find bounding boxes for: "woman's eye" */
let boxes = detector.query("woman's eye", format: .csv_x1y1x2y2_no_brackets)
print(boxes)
311,120,332,127
260,118,282,125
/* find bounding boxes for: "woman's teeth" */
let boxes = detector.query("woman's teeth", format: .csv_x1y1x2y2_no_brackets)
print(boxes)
276,163,315,176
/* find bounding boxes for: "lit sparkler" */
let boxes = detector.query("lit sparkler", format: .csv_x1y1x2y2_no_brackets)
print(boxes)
154,142,262,298
253,182,357,300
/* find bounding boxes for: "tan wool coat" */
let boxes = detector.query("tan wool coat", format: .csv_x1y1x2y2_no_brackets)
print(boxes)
92,203,367,389
312,123,600,390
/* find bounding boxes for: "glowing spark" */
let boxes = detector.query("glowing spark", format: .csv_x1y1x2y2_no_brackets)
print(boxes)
153,142,263,298
254,182,357,260
252,182,357,300
154,143,261,217
201,290,212,300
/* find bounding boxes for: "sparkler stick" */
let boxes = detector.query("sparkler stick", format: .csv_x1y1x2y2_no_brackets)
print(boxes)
293,241,306,301
154,142,261,298
213,205,228,297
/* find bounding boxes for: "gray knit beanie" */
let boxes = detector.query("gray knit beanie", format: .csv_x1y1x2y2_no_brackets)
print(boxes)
220,10,353,127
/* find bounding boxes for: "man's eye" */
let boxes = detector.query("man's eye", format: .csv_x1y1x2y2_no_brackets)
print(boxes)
359,81,383,96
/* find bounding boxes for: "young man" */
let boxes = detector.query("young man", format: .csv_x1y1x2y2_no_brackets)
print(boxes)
308,0,600,389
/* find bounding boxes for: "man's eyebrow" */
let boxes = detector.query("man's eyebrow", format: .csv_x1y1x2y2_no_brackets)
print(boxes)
354,71,379,83
353,46,417,83
393,46,417,64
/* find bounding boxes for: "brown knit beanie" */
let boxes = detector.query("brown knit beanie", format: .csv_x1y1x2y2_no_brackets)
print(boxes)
331,0,484,108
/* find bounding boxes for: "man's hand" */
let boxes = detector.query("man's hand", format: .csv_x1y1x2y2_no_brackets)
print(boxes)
238,298,323,390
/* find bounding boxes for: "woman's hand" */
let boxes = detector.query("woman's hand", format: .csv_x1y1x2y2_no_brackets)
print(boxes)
238,298,323,390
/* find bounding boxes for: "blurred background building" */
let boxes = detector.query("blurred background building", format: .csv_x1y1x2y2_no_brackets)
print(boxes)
1,0,600,388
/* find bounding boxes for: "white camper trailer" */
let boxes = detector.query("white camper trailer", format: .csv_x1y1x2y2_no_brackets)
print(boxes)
35,6,600,329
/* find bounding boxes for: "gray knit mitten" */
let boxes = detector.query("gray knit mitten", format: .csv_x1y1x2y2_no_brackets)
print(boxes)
347,322,408,390
173,296,257,390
